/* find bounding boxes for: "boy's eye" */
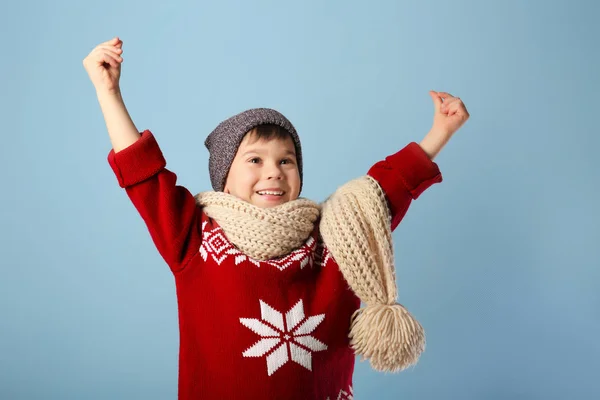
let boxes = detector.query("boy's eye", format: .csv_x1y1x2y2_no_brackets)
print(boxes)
281,159,294,165
249,158,260,164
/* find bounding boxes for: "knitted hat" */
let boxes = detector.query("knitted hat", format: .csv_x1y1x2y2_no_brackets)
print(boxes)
205,108,303,193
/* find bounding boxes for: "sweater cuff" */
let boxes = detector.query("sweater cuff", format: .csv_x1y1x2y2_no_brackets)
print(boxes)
107,130,167,188
386,142,443,200
367,142,443,230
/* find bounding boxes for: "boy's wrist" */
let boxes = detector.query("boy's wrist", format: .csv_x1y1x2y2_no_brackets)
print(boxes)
419,130,452,160
96,87,123,101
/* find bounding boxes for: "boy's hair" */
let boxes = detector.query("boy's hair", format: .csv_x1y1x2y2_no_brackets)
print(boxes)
244,124,294,145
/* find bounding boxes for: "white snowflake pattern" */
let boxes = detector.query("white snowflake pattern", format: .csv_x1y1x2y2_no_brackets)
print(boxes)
200,221,317,270
320,247,334,267
240,299,328,376
326,385,354,400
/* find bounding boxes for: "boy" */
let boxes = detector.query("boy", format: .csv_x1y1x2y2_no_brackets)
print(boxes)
83,37,469,400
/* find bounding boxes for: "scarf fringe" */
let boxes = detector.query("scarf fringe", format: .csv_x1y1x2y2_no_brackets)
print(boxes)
349,303,425,372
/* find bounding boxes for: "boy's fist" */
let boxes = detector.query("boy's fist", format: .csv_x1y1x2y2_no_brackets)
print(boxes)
83,37,124,94
429,91,470,137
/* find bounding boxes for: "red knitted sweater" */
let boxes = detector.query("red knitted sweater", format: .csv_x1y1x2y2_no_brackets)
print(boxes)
107,130,442,400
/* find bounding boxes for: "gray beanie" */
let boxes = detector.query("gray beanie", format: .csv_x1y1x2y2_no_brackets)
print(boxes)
204,108,303,193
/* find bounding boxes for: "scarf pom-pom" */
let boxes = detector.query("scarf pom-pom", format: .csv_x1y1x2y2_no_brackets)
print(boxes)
349,303,425,372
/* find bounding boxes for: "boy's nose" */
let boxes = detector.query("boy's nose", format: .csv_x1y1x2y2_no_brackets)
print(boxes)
267,171,283,180
265,165,284,180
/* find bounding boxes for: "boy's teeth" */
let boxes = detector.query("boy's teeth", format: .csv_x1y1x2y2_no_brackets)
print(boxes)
258,191,283,196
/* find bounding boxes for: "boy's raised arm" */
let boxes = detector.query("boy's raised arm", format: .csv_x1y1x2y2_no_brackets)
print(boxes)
83,37,203,273
83,37,140,152
97,90,141,153
368,91,470,231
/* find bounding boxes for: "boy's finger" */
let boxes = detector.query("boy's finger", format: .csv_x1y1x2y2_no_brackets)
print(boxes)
449,103,467,117
97,44,123,54
429,91,443,112
100,54,118,69
441,97,461,110
100,37,119,46
437,92,454,100
96,47,121,60
99,50,122,66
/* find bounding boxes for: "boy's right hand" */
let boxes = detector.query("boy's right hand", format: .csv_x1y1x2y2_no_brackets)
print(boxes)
83,37,124,94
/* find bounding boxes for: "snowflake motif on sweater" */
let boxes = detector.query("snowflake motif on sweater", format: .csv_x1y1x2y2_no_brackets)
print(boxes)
240,299,328,376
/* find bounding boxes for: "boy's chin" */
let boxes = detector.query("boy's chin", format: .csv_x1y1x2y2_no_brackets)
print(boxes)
251,195,289,208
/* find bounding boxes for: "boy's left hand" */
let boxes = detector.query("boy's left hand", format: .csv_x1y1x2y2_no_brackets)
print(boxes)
429,91,470,137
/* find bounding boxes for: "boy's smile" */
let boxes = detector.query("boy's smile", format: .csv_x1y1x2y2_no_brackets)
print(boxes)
223,130,301,208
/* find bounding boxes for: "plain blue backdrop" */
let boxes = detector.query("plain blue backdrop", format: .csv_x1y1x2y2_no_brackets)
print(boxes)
1,0,598,399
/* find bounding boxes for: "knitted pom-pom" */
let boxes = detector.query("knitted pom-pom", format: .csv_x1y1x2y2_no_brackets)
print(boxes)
349,303,425,372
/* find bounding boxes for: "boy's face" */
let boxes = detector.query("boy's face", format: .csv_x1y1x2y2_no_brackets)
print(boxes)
223,132,301,208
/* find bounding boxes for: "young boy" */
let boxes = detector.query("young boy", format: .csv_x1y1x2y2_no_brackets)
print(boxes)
84,37,469,400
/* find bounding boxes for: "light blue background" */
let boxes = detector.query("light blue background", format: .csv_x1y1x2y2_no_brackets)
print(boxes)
1,0,598,399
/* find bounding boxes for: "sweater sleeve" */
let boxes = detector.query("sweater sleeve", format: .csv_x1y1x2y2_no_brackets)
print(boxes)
107,130,202,273
367,142,443,232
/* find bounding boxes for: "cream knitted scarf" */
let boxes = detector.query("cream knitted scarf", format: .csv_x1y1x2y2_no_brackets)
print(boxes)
195,175,424,372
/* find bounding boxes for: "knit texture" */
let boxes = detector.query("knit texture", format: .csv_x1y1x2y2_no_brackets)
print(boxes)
196,175,425,372
204,108,304,193
320,176,425,371
195,191,320,260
